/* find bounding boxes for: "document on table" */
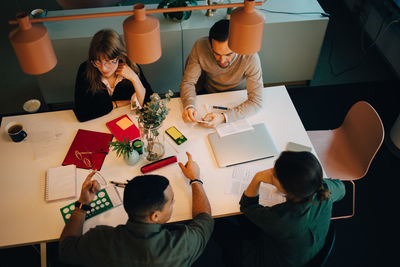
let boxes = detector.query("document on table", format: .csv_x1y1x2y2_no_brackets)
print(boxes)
28,123,65,160
216,118,254,138
227,166,286,206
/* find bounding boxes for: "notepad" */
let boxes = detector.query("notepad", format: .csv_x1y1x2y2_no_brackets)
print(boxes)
106,114,140,142
45,165,77,202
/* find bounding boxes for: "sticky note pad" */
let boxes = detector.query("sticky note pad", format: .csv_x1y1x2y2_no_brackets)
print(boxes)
116,117,133,130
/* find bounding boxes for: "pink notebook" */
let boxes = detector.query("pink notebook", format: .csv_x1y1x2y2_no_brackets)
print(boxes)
106,114,140,142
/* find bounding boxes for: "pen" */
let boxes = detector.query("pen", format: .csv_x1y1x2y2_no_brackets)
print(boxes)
212,105,229,110
110,181,127,188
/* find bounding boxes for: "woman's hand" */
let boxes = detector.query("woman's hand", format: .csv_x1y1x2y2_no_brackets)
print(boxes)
115,63,139,83
254,169,274,185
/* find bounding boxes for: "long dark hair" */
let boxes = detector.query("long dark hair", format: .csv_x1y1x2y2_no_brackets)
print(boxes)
86,29,139,94
274,151,330,203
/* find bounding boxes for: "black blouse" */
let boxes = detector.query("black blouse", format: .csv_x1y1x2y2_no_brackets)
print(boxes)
73,61,153,122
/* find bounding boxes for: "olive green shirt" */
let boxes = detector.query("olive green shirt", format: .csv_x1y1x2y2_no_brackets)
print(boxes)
59,213,214,267
239,179,345,267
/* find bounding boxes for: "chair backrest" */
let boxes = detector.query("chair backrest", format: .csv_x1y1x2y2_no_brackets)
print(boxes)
306,223,336,267
337,101,384,180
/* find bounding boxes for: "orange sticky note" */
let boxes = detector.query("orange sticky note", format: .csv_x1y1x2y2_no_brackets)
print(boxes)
116,117,133,130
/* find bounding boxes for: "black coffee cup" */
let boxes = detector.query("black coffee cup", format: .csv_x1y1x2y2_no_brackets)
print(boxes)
5,122,27,142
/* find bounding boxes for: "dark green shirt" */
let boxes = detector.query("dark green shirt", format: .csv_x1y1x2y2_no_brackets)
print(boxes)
239,179,345,267
59,213,214,267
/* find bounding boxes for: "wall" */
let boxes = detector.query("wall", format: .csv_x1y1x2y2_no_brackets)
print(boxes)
343,0,400,78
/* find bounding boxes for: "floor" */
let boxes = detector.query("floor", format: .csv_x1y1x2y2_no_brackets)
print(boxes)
1,0,400,266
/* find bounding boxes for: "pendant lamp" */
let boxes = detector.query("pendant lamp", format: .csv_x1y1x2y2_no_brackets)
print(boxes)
123,4,162,65
9,12,57,75
229,0,265,55
8,1,264,73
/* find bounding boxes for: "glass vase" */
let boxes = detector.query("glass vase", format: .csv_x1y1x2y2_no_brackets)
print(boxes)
138,121,165,161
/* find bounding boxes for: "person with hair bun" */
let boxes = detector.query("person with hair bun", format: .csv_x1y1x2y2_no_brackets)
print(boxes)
238,151,345,267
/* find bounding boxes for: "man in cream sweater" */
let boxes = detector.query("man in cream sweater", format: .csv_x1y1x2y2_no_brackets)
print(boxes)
180,19,263,127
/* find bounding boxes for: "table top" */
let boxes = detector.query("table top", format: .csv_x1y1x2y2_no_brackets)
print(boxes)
0,85,316,248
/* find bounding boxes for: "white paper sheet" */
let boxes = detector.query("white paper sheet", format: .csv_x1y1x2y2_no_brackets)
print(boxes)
227,166,286,207
216,118,254,137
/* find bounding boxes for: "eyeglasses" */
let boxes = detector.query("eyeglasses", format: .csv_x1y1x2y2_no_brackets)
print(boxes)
75,150,107,186
91,58,119,68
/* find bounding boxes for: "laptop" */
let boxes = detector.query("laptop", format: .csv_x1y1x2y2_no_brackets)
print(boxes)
208,123,279,167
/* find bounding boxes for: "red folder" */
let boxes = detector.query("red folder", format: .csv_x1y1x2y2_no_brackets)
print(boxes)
62,129,113,170
106,114,140,142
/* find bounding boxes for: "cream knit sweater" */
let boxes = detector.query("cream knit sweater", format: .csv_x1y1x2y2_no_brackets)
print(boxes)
180,37,264,122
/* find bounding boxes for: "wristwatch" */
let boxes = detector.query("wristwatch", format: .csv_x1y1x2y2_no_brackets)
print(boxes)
75,201,91,211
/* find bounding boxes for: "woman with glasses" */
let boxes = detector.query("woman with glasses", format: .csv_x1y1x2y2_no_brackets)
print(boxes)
74,29,153,122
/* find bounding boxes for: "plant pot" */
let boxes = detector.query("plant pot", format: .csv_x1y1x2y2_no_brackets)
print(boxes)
158,0,198,22
139,121,165,161
123,150,140,166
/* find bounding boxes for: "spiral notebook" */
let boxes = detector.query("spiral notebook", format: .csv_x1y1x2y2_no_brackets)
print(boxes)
45,165,77,202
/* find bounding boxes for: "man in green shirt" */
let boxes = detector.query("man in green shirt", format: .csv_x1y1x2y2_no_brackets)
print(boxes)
59,152,213,267
239,151,345,267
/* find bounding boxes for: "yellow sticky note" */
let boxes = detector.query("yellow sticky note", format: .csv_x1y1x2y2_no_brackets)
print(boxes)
116,117,133,130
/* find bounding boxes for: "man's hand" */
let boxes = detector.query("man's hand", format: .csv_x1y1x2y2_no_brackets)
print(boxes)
182,107,198,123
60,171,100,243
178,152,211,216
78,171,101,204
200,112,225,128
178,152,200,181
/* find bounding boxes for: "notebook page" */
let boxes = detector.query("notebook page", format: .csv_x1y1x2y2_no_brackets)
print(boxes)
46,165,76,201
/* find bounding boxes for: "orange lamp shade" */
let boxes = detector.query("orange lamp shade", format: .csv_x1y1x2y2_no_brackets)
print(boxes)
9,12,57,75
228,0,265,55
123,4,161,64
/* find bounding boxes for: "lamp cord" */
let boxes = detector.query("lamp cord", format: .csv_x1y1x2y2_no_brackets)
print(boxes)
329,15,400,77
258,8,330,17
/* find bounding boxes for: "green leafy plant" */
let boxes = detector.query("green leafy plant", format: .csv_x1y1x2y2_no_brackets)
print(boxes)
109,137,134,159
132,90,174,130
158,0,198,21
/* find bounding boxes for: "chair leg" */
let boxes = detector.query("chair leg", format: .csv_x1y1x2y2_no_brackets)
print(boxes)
331,180,355,220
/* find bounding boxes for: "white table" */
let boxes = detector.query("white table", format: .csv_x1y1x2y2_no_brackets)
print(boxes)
0,85,316,265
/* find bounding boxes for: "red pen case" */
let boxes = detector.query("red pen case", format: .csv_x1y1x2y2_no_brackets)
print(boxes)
141,156,177,173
